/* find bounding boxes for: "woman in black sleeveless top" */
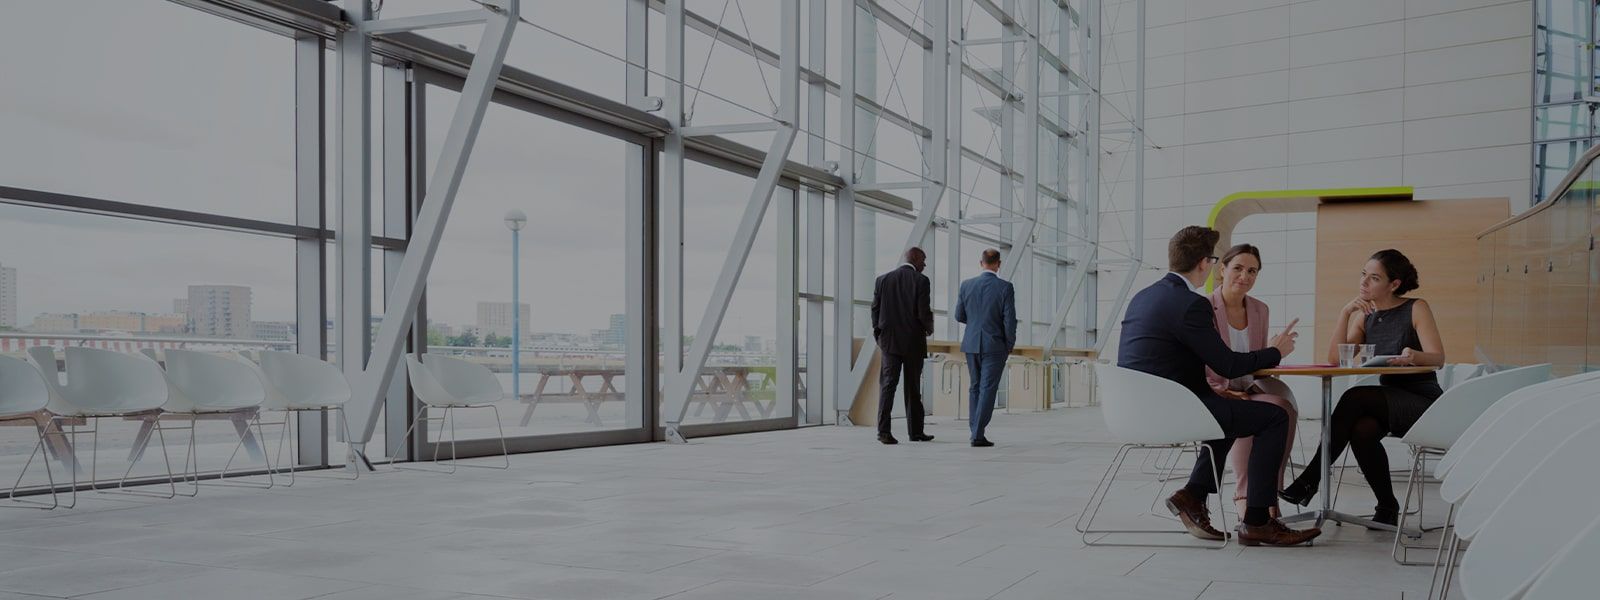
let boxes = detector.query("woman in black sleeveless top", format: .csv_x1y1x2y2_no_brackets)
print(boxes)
1280,249,1446,525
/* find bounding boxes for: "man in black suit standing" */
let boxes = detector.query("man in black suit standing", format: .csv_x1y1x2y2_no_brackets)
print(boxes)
871,247,935,445
1117,225,1319,546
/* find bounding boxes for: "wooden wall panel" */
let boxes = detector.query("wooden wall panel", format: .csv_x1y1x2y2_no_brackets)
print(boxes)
1314,198,1509,364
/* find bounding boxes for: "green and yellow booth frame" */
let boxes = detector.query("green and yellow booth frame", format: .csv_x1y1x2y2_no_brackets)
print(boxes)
1203,186,1413,293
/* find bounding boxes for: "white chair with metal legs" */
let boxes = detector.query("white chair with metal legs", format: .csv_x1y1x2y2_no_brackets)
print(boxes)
1522,513,1600,600
1433,371,1600,484
243,351,357,486
1076,364,1229,549
26,346,176,504
0,355,60,509
1423,383,1600,599
1456,421,1600,600
1393,363,1551,564
395,353,510,473
157,350,273,494
1427,390,1600,599
1438,363,1485,392
1406,371,1598,576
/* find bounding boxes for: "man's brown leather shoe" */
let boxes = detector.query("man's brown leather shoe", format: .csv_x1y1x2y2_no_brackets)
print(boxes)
1164,489,1226,541
1236,518,1321,547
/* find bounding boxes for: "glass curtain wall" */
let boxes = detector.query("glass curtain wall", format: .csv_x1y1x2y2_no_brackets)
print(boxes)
0,0,1107,485
1534,0,1600,203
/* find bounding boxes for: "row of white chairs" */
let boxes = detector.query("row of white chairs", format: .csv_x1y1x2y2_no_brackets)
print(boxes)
1,348,510,509
1419,368,1600,599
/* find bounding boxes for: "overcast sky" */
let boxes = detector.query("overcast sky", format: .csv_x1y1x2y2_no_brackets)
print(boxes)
0,0,1093,341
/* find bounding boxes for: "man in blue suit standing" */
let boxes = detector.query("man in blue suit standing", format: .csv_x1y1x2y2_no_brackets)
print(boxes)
1117,225,1318,547
955,248,1016,447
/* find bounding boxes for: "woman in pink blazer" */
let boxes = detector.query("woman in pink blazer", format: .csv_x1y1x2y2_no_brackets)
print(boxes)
1206,244,1298,517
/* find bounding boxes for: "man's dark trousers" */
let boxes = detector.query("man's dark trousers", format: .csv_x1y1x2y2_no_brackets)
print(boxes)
878,353,926,437
1187,393,1290,505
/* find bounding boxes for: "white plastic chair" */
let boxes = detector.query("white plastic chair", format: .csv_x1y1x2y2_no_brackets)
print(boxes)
244,351,357,485
1430,392,1600,599
1438,363,1485,391
1435,370,1600,481
1522,514,1600,600
1393,363,1551,563
26,346,176,503
1457,421,1600,600
0,355,59,509
1420,374,1600,598
1076,364,1229,548
1401,374,1600,576
396,354,509,472
158,350,272,493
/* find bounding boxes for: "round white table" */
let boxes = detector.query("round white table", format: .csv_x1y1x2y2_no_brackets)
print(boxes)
1254,365,1439,533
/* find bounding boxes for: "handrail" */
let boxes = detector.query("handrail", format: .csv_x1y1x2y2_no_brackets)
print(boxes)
1478,142,1600,239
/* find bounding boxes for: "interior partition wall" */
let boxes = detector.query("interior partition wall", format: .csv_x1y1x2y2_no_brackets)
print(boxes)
1481,142,1600,376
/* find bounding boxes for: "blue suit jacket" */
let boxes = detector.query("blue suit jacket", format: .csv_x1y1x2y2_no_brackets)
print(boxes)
955,272,1017,354
1117,273,1282,398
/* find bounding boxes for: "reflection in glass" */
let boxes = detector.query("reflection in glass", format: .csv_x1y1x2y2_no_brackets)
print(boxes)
1536,103,1590,141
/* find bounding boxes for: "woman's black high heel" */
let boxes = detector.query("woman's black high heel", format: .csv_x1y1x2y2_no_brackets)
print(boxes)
1279,480,1316,507
1368,505,1399,530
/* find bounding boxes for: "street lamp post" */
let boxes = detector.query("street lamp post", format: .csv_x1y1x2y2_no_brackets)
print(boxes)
504,209,527,404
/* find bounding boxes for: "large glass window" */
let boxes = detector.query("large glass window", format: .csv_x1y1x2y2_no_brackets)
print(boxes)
0,0,295,223
0,206,297,487
0,0,316,491
659,161,795,428
419,79,648,443
1534,1,1600,203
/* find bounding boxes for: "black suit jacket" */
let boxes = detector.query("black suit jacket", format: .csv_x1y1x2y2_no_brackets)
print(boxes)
872,264,934,356
1117,273,1282,398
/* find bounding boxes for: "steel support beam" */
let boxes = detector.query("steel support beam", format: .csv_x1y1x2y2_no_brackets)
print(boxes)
378,63,412,464
1013,0,1041,344
662,0,686,392
681,122,785,137
292,34,329,467
959,35,1029,46
336,0,374,454
363,10,489,35
834,0,859,425
776,183,798,427
1083,0,1102,351
347,1,520,444
945,0,964,339
1094,0,1143,355
855,181,934,192
625,0,653,431
803,0,827,425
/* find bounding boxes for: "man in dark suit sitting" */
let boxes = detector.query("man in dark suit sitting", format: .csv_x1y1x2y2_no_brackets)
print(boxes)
1117,226,1320,546
871,247,936,444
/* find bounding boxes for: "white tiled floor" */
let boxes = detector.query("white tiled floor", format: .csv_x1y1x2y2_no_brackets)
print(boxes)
0,407,1438,599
